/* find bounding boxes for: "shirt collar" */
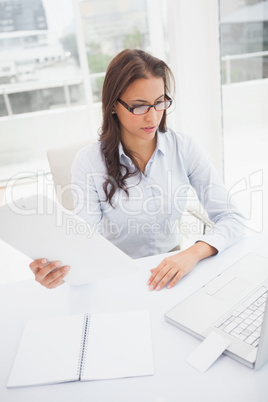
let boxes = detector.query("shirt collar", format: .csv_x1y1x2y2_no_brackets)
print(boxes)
156,131,166,156
119,141,125,158
119,130,166,163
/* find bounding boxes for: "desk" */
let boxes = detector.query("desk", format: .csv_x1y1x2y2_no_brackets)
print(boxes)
1,234,268,402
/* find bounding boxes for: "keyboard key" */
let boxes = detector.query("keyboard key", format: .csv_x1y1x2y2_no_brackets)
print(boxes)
249,304,258,311
255,316,264,326
233,317,243,324
255,299,264,307
241,328,252,337
241,287,267,307
234,333,247,341
232,306,245,316
229,315,238,322
248,313,258,321
253,329,261,337
239,311,250,319
244,318,254,325
213,289,267,345
245,335,258,345
233,325,245,334
223,322,238,333
247,324,258,332
252,339,260,347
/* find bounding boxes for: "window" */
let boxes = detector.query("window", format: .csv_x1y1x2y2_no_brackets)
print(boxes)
219,0,268,234
0,0,84,115
0,94,7,117
0,0,167,178
79,0,151,103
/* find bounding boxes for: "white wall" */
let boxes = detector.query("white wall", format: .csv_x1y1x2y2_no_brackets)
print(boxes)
166,0,223,176
222,79,268,130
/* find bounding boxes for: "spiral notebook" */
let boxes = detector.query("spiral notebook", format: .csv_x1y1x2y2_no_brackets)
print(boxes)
7,310,154,388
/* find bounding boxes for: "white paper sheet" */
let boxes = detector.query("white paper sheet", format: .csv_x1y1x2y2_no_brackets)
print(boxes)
186,331,230,373
82,310,154,380
7,314,84,388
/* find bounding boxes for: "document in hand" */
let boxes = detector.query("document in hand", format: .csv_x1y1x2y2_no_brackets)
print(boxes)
0,195,139,285
7,310,154,388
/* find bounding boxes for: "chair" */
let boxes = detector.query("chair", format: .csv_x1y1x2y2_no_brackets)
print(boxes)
47,139,91,211
178,196,213,249
47,140,213,247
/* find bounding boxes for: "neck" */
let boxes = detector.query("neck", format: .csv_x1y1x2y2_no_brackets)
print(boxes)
122,136,157,173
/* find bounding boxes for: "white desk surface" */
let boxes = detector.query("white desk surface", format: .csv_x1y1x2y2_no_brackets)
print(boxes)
1,234,268,402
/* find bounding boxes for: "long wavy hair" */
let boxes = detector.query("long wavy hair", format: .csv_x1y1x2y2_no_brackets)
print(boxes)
99,49,174,205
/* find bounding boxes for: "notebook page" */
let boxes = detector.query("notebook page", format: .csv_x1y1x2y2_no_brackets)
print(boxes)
81,310,154,380
7,314,85,388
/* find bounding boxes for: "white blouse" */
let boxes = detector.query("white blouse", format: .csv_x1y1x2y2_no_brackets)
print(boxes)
72,129,244,258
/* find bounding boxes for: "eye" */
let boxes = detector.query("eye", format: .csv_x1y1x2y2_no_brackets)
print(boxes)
133,105,150,115
132,103,146,108
133,105,148,111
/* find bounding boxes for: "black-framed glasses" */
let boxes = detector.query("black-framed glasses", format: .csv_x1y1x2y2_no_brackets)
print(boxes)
117,95,172,116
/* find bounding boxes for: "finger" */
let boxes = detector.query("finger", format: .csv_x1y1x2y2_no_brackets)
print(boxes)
148,259,167,283
35,261,62,282
167,270,184,289
153,267,179,291
46,274,67,289
39,265,70,288
148,268,163,286
148,265,173,290
29,258,48,274
149,268,156,273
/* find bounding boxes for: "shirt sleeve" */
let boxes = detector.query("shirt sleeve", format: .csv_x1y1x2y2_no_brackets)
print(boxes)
184,136,245,253
71,146,103,234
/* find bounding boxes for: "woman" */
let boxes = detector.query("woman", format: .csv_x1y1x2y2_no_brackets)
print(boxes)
30,49,244,290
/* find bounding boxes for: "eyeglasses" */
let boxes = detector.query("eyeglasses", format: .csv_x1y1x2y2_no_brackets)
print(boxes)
117,95,172,115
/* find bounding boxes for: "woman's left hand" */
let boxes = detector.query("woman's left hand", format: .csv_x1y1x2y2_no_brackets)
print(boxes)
147,249,198,291
147,242,217,291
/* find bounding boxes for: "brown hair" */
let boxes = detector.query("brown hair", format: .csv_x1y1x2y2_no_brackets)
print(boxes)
99,49,174,205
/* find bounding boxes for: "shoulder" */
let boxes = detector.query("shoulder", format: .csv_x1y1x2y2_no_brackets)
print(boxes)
159,129,210,175
158,128,194,154
72,141,105,174
76,141,102,160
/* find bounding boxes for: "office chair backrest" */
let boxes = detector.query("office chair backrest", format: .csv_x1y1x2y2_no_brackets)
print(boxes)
47,139,93,211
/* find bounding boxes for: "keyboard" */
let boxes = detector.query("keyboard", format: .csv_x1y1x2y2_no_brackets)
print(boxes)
214,287,268,347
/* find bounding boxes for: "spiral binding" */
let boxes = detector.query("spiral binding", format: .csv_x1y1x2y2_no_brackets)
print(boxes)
77,314,90,379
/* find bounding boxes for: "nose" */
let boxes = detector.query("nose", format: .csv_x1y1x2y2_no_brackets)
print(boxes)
144,106,158,122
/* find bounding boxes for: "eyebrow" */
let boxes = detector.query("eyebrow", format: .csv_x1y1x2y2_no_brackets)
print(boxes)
131,94,165,103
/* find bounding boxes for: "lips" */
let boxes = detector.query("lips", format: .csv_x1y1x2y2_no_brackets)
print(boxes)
141,126,157,133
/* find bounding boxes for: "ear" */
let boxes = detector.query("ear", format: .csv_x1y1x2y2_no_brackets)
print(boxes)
113,101,120,116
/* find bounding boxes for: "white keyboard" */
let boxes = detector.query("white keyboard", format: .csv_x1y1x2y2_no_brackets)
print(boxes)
214,287,268,347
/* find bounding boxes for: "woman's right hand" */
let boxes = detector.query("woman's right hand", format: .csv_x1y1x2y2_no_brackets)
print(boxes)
29,259,70,289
